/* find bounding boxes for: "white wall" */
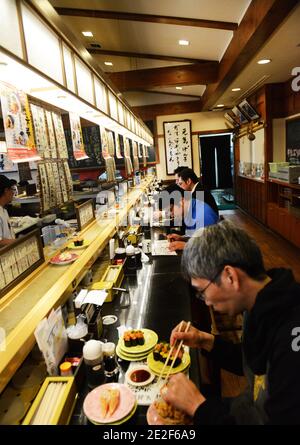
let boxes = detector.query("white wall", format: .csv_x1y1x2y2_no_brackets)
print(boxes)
156,111,227,180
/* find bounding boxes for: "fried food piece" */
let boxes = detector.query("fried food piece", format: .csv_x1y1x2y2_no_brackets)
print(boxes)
99,389,110,418
108,388,120,416
154,399,191,425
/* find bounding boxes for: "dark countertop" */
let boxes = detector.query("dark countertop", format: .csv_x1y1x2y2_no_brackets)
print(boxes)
71,236,201,426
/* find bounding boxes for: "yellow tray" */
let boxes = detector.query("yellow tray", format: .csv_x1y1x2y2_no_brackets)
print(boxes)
22,377,77,425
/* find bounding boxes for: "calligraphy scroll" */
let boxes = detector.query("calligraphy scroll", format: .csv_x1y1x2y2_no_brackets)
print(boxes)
69,112,88,160
163,120,192,175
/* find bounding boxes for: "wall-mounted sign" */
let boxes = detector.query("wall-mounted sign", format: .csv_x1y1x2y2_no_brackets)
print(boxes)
0,82,40,163
75,199,95,231
69,112,88,160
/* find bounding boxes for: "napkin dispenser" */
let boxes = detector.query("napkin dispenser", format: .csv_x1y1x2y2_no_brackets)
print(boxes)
89,264,124,302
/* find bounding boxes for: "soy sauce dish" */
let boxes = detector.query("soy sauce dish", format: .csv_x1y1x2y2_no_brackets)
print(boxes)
125,365,155,387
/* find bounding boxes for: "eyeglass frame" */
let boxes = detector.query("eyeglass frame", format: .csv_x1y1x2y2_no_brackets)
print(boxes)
195,269,223,301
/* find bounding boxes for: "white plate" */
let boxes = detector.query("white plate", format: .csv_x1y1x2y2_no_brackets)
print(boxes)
125,365,155,387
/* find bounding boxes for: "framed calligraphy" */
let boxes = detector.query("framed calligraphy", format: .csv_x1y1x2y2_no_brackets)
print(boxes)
163,120,193,175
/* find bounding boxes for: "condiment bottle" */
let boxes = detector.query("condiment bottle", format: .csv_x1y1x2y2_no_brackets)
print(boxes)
83,340,105,388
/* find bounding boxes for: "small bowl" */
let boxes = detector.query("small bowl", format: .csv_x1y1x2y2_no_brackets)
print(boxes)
125,365,155,387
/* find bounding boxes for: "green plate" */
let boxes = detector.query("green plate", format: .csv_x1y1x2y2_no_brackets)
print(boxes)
119,329,158,355
88,402,137,425
147,350,190,377
67,240,90,250
116,344,152,362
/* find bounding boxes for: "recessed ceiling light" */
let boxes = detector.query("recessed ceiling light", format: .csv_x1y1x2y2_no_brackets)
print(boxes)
179,40,189,46
57,95,66,99
176,87,183,90
82,31,93,37
104,61,113,66
216,104,225,107
257,59,271,64
231,87,241,92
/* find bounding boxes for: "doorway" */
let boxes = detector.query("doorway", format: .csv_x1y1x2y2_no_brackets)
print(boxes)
199,133,235,209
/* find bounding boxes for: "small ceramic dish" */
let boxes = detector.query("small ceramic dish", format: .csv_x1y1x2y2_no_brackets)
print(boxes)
125,365,155,387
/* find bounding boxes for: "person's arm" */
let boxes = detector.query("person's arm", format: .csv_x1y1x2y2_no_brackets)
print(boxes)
204,335,244,376
170,321,244,376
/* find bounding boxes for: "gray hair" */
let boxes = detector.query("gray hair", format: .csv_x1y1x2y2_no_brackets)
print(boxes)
181,220,266,282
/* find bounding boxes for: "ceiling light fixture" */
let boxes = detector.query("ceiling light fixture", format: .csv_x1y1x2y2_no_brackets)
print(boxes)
176,87,183,90
257,59,271,64
216,104,225,107
104,61,113,66
179,40,189,46
82,31,93,37
232,87,241,92
57,95,66,99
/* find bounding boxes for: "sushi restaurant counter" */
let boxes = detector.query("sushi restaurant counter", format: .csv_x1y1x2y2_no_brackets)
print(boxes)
71,251,201,425
0,176,154,394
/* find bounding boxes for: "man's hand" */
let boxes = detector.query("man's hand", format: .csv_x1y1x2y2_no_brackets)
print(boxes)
167,233,183,242
170,320,215,351
168,241,186,251
161,373,206,417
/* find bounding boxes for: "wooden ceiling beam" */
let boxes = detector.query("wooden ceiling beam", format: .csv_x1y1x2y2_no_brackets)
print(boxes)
202,0,299,110
132,100,203,121
108,63,218,91
129,89,201,99
88,48,215,65
55,8,238,31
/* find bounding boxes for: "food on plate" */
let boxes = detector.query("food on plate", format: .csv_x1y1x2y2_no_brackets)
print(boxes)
99,388,120,418
74,238,84,246
154,399,191,425
123,330,145,347
153,342,184,367
58,252,73,262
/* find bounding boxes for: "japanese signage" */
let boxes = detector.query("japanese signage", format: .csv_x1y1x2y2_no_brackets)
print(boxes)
69,112,88,160
163,120,192,175
0,82,40,163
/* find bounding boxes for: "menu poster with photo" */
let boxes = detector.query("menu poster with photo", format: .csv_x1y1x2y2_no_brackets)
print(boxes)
69,112,88,160
163,120,193,175
0,82,40,163
100,127,110,159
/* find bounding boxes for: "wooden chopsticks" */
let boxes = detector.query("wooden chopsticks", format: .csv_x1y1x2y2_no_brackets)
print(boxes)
155,321,191,395
165,321,190,381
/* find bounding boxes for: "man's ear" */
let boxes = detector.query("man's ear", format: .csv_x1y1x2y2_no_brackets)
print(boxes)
223,265,240,290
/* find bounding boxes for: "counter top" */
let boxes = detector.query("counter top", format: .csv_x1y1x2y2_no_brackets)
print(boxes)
71,242,200,426
0,177,154,394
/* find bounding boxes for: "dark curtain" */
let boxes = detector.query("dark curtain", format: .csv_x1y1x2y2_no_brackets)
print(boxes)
200,135,232,189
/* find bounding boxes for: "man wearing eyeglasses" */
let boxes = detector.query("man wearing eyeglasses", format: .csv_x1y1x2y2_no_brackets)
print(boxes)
162,221,300,424
0,175,16,247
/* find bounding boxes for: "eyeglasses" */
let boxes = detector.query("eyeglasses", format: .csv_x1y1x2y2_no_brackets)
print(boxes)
195,269,223,301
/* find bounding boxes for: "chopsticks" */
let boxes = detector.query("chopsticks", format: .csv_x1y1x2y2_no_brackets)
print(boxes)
165,321,190,381
155,321,191,397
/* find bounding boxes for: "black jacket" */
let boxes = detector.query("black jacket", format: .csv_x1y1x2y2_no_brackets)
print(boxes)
192,182,219,217
194,268,300,425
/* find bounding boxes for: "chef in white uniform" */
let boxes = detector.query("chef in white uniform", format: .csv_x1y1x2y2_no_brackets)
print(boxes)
0,175,16,247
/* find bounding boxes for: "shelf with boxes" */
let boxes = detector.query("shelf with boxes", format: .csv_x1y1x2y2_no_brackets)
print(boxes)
267,180,300,248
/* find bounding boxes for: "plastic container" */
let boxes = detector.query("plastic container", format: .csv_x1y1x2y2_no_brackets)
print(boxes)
59,362,73,377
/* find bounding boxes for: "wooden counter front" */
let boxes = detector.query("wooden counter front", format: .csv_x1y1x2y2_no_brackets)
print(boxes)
0,177,153,394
